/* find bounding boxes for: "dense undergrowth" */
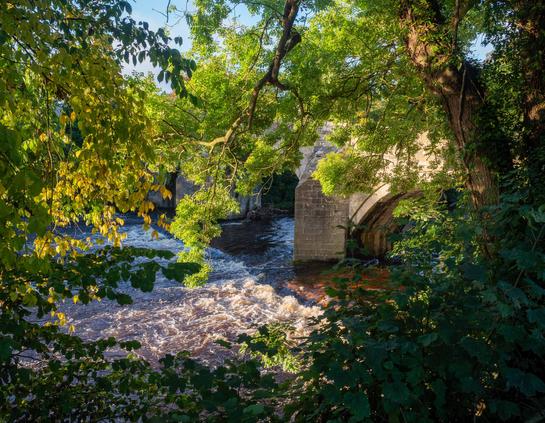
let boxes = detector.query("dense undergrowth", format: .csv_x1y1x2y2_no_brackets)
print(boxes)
287,185,545,422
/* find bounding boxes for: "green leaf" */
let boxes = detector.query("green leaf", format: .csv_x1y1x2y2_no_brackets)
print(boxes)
161,262,201,283
214,339,232,349
243,404,265,416
120,340,141,351
343,391,370,420
383,381,410,404
460,336,492,362
504,367,545,396
527,308,545,327
462,263,486,282
115,293,133,305
0,337,13,361
418,332,438,347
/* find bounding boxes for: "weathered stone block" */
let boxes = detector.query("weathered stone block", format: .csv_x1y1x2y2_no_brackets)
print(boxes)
294,178,348,262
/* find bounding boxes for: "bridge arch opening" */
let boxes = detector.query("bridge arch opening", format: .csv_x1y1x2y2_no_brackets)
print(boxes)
348,191,421,258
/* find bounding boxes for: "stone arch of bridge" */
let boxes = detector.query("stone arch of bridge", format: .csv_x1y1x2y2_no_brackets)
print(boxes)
348,186,421,257
293,129,438,262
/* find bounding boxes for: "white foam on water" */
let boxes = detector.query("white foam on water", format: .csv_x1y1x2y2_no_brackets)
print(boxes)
60,224,321,365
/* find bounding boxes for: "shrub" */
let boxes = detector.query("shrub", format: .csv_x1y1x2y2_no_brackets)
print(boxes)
284,182,545,422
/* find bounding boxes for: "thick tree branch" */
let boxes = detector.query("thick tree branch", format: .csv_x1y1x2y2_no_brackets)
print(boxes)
197,0,304,152
247,0,301,128
194,113,247,150
451,0,475,51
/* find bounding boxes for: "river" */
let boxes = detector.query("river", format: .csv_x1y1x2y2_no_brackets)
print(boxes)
60,216,324,365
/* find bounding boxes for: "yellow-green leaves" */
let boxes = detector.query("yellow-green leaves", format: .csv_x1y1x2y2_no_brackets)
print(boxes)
313,150,384,196
171,187,239,285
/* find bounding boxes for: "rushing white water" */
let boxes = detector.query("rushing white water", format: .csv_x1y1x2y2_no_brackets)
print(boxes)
60,218,321,365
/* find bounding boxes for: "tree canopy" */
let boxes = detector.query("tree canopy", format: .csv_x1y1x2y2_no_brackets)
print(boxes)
1,0,545,421
148,0,544,262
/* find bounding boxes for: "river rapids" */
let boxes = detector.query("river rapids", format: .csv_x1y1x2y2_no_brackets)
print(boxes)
59,217,322,365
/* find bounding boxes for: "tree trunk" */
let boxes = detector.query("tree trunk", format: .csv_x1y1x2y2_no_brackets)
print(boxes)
400,3,502,209
514,1,545,196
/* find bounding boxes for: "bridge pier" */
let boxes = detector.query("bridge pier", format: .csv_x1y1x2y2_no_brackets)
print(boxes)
294,178,410,261
294,178,348,262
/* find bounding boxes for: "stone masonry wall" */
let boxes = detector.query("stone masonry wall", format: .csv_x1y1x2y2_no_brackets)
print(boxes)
294,178,349,261
293,131,442,261
148,174,260,220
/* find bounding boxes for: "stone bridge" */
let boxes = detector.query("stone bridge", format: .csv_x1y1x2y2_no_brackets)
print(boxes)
149,130,441,263
293,132,441,262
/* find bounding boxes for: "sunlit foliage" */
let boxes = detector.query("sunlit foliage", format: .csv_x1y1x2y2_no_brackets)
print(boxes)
1,0,545,420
